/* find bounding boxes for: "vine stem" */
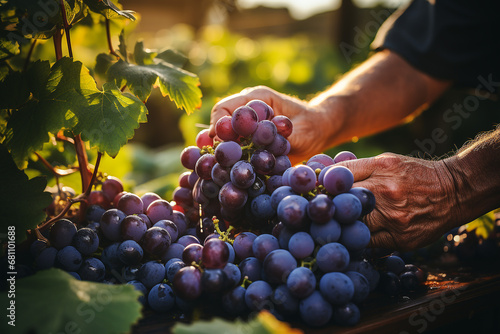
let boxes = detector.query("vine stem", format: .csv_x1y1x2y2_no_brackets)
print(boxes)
59,0,73,58
53,28,63,60
74,134,93,194
106,18,120,58
23,40,37,71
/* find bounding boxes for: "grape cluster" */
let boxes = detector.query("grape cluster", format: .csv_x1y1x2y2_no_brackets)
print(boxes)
23,99,426,328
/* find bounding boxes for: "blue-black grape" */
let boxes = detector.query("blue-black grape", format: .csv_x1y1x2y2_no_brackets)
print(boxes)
272,285,299,316
333,193,362,224
288,232,315,260
146,199,173,224
252,234,279,261
345,271,370,303
287,267,316,299
307,194,335,224
349,187,376,216
238,257,262,282
172,266,202,300
250,149,275,175
137,260,166,289
56,246,82,272
245,280,273,311
72,227,99,256
148,283,176,312
202,238,229,269
100,209,126,242
165,258,186,282
299,291,332,327
232,232,257,259
50,219,78,249
277,195,309,230
270,186,295,210
127,280,148,305
154,219,178,242
78,257,105,282
201,268,228,293
319,272,354,305
35,247,57,270
339,220,370,252
333,302,360,326
248,177,266,197
118,240,144,266
262,249,297,284
310,219,341,245
222,263,241,288
316,242,350,272
121,215,148,242
230,161,256,189
141,226,172,258
222,286,248,316
219,182,248,210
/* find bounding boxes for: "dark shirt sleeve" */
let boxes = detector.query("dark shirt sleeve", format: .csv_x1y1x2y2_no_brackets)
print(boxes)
371,0,500,91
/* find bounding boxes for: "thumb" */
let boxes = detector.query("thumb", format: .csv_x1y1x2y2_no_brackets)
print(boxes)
335,157,375,183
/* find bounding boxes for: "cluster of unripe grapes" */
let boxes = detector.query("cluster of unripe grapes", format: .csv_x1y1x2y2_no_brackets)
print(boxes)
21,99,426,328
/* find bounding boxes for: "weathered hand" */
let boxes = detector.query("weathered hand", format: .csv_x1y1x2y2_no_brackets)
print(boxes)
337,153,459,251
209,86,331,164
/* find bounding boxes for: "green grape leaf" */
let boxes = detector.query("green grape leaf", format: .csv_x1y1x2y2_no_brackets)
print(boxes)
94,53,116,78
172,311,302,334
0,71,30,109
72,82,148,158
107,59,202,113
0,38,19,60
466,210,496,239
134,41,157,66
4,58,91,167
83,0,136,21
118,29,128,62
0,269,142,334
0,144,51,243
156,49,188,68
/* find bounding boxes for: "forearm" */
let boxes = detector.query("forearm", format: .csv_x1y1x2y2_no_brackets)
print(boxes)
442,127,500,226
310,50,451,149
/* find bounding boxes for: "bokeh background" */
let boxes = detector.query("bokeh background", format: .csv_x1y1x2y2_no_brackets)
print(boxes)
27,0,499,199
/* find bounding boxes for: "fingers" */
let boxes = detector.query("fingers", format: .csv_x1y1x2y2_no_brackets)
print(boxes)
208,86,277,137
335,158,375,183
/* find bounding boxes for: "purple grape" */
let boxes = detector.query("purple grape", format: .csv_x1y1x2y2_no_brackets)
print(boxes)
250,149,275,175
72,227,99,256
172,266,202,300
211,163,231,187
165,258,186,282
200,179,220,199
245,280,273,311
201,268,228,293
223,262,241,287
50,219,78,249
86,205,106,223
323,166,354,196
308,153,334,166
161,243,185,263
265,175,282,194
214,141,242,168
239,257,262,281
233,232,257,259
222,286,248,316
271,155,292,175
148,283,175,312
100,209,126,242
231,105,258,136
288,232,315,260
180,146,201,170
277,194,309,230
248,177,266,197
310,219,341,245
172,211,188,235
246,99,274,121
272,285,299,316
230,161,256,189
118,240,143,266
154,219,179,242
270,185,295,210
141,192,162,212
319,272,354,305
36,247,57,270
187,171,199,188
339,220,370,251
250,194,274,220
215,115,239,141
78,257,105,282
56,246,82,271
281,167,295,186
146,199,173,224
299,291,332,327
316,242,350,272
349,187,376,216
121,215,148,242
333,302,361,326
182,243,203,265
345,271,370,303
102,176,124,203
178,172,191,188
195,153,217,180
252,120,277,146
287,267,316,299
333,193,362,224
318,165,333,185
252,234,279,261
117,193,144,215
219,182,248,210
272,115,293,138
262,249,297,284
289,165,317,194
137,261,166,289
177,235,201,247
142,227,172,258
266,134,288,156
333,151,357,163
307,194,335,223
172,187,193,207
202,238,229,269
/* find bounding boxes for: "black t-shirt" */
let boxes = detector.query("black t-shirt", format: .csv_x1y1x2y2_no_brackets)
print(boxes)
372,0,500,91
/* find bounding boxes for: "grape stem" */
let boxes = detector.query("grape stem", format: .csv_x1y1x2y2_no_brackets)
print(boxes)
301,258,316,270
212,217,235,244
240,276,253,288
106,18,120,58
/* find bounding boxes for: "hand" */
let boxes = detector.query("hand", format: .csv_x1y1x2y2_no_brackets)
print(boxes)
209,86,332,164
337,153,459,251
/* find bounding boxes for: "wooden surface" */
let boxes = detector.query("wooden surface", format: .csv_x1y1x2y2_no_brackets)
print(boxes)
132,265,500,334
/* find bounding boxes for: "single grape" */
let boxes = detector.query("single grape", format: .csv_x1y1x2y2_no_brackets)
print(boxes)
308,153,335,167
215,115,239,141
201,268,228,293
238,257,262,281
222,286,248,316
219,182,248,210
121,215,148,242
117,193,144,215
232,105,258,136
50,219,78,249
384,255,406,275
72,227,99,256
100,209,126,242
272,285,299,316
233,232,257,259
137,261,166,289
250,149,276,175
333,151,357,163
289,165,317,194
146,199,174,224
277,225,294,250
187,171,199,188
56,246,82,272
86,205,106,223
265,175,282,194
172,186,193,207
287,267,316,299
230,161,256,189
262,249,297,284
180,146,201,170
102,176,124,203
118,240,144,266
252,234,280,261
349,187,376,216
333,302,360,326
299,291,332,327
223,262,241,288
247,99,274,121
154,220,179,242
141,227,172,258
161,243,185,263
345,271,370,303
201,238,229,269
270,186,295,210
172,210,189,236
137,213,152,229
196,129,213,148
127,280,148,305
400,271,420,291
319,272,354,305
121,265,141,282
277,195,309,230
30,239,48,258
211,163,231,187
346,260,380,291
214,141,242,168
323,166,354,196
318,165,333,185
288,232,315,260
101,243,122,271
35,247,57,270
200,179,220,199
333,193,362,224
250,194,274,220
310,219,342,245
78,257,105,282
272,115,293,138
307,194,335,224
339,220,370,251
281,167,295,186
141,192,162,212
252,120,277,146
316,242,350,272
179,172,191,188
248,177,267,197
172,266,203,300
266,134,288,156
245,280,273,311
165,258,186,282
182,243,203,265
271,155,292,175
87,190,111,209
148,283,176,312
177,235,201,247
226,242,236,263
